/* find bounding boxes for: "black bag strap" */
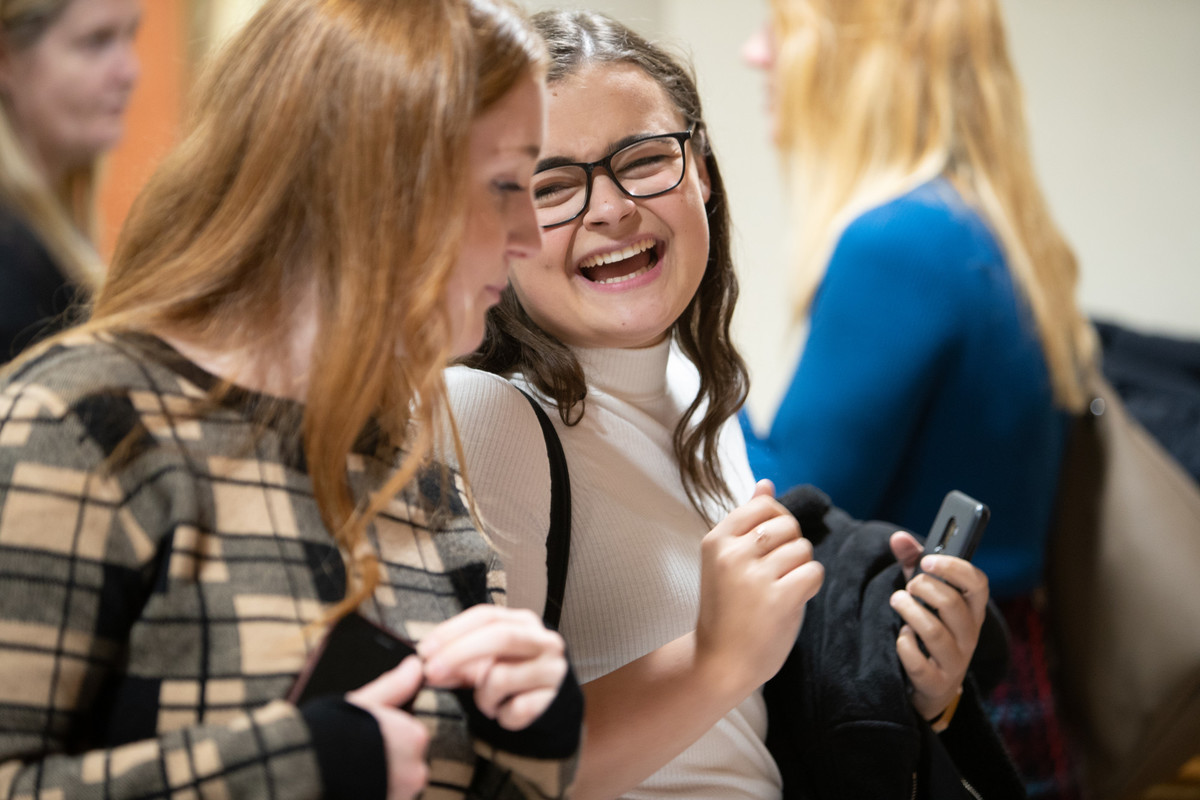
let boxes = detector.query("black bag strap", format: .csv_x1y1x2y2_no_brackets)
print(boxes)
516,388,571,631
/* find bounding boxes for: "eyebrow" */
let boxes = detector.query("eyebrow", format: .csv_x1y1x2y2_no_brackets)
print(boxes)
535,131,662,172
492,143,542,163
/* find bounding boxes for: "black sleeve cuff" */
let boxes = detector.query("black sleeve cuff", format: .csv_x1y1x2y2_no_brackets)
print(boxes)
300,696,388,799
458,663,584,759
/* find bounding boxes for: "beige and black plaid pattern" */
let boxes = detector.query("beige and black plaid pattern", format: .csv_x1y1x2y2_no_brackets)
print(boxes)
0,333,576,799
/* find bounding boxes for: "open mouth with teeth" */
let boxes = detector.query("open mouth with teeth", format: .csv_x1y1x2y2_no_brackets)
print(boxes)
577,238,660,286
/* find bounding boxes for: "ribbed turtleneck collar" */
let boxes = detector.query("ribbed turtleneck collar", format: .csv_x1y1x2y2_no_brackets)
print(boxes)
573,338,672,405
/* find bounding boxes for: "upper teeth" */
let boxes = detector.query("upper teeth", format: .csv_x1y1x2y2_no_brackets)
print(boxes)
580,238,655,270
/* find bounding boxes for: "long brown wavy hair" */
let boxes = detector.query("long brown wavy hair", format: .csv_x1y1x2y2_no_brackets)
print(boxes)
0,0,106,287
771,0,1094,411
462,10,749,521
71,0,546,617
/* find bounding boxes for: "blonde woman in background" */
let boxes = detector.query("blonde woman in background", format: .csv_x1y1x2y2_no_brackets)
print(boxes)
0,0,141,362
0,1,583,798
741,0,1094,796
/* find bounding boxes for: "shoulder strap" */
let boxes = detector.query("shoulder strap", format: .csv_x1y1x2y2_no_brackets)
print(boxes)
516,388,572,631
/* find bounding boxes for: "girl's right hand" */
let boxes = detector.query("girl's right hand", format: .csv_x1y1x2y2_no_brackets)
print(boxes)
695,480,825,692
346,656,430,800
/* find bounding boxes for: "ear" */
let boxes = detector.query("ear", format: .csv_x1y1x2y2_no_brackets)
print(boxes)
693,144,713,204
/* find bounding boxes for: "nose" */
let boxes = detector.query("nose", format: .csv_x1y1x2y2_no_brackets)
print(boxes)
582,172,636,228
742,25,774,70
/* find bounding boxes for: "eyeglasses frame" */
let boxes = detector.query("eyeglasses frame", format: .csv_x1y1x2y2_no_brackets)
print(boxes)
535,123,698,229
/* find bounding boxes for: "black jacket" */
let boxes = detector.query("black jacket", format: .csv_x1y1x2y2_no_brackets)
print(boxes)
1,205,80,364
1096,318,1200,484
764,486,1026,799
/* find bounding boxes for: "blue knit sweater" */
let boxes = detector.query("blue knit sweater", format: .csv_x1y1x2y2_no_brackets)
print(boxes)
741,179,1069,598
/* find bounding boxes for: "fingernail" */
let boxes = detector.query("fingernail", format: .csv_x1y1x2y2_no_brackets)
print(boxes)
890,591,903,607
920,555,938,573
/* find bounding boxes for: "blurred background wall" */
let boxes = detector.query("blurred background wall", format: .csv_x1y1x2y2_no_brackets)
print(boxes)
96,0,186,255
103,0,1200,417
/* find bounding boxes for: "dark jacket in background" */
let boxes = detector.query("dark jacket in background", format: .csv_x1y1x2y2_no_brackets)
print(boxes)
1096,319,1200,485
1,205,81,364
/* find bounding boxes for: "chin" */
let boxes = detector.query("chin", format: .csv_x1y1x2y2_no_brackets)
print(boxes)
83,125,126,157
451,328,485,359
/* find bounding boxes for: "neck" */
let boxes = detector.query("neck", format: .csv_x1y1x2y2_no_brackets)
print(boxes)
158,293,318,402
18,127,69,189
161,336,310,401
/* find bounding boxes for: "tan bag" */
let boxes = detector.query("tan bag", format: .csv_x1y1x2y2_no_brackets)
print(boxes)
1046,369,1200,800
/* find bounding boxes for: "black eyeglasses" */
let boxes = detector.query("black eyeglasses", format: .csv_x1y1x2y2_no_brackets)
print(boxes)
531,125,697,228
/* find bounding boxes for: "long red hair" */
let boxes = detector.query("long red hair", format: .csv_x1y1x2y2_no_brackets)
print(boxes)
84,0,545,614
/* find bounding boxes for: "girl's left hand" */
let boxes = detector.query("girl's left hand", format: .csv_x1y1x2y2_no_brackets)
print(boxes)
416,605,568,731
888,531,989,723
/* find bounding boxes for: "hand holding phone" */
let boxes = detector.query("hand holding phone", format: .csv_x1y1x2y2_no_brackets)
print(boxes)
331,622,430,800
893,491,992,721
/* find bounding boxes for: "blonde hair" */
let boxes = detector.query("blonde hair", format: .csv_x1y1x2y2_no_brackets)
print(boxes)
772,0,1094,410
85,0,545,617
0,0,104,287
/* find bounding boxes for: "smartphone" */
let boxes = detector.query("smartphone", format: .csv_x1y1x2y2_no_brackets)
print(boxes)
288,612,419,706
912,490,990,580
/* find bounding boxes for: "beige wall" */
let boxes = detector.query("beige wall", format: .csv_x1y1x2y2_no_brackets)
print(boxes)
1003,0,1200,336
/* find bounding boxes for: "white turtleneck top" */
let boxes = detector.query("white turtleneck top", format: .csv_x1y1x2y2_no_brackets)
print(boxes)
444,340,782,800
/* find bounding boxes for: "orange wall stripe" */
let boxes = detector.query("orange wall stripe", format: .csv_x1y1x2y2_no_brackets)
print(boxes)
98,0,187,258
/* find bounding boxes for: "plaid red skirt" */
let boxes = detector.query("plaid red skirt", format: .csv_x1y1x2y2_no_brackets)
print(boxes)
984,594,1087,800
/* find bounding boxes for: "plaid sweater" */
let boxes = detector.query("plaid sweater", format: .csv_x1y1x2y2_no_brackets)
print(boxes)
0,332,580,799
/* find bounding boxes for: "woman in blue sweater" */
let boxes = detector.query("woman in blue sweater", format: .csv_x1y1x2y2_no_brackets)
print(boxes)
741,1,1095,797
742,180,1067,602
